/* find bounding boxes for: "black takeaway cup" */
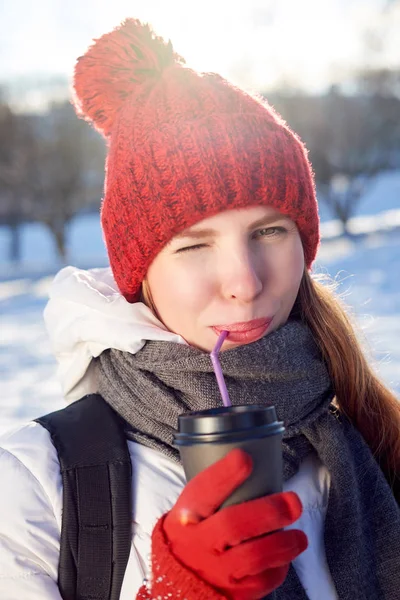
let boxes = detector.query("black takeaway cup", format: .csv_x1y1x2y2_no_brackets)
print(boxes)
173,404,285,508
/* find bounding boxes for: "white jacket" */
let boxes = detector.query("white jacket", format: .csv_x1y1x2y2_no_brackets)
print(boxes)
0,266,338,599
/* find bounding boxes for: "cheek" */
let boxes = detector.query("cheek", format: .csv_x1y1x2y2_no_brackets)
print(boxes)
265,236,304,299
278,238,304,300
287,242,305,286
147,257,213,324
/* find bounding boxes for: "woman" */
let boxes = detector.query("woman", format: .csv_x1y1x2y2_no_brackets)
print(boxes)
1,17,399,600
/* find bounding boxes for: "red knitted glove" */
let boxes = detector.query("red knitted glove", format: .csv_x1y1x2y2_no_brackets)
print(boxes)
162,448,307,600
136,516,227,600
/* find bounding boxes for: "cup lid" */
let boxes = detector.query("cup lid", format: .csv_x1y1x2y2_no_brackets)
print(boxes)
177,404,282,436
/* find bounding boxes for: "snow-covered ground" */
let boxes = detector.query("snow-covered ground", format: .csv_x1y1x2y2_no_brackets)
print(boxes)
1,182,399,435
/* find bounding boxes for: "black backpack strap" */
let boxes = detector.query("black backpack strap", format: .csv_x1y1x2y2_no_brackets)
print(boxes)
36,394,132,600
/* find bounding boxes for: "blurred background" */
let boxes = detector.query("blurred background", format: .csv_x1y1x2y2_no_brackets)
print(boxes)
1,0,399,433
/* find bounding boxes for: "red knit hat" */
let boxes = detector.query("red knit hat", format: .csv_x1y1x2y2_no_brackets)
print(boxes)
73,18,319,303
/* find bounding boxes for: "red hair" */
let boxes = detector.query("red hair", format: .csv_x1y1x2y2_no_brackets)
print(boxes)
299,270,400,499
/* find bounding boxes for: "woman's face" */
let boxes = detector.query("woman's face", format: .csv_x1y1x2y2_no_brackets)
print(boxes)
146,205,305,352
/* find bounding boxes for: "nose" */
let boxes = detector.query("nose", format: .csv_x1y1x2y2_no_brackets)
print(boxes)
219,247,263,303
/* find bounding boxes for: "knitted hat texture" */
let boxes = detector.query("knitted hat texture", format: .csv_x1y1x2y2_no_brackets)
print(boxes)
73,19,320,303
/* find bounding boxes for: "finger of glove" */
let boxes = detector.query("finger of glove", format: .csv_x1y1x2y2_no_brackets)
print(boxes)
228,565,289,600
170,449,253,523
198,491,303,552
223,529,308,580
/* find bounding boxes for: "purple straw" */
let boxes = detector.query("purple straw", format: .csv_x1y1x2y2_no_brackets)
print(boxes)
210,330,232,407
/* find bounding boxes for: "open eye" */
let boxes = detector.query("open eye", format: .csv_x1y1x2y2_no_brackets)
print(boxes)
255,226,288,238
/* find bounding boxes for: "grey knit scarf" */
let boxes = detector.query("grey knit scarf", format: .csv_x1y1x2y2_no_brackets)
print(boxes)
95,320,400,600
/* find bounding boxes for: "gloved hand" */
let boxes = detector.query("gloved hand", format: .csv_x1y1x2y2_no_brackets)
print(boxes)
162,448,308,600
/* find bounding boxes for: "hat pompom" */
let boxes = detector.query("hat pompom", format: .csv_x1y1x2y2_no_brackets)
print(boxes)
73,18,184,137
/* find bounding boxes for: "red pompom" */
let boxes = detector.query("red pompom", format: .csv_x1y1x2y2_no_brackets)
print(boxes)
73,18,185,137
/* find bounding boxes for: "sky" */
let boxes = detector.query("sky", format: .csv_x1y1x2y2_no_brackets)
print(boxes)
0,0,399,95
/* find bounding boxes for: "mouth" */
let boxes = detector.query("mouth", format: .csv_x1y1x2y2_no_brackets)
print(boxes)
211,317,273,344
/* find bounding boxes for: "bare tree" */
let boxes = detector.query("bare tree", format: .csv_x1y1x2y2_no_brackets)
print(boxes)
0,93,105,262
354,67,400,98
25,102,105,258
271,86,400,233
0,98,33,261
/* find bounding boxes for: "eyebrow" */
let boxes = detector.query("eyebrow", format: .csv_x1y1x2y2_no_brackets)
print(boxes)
171,214,292,241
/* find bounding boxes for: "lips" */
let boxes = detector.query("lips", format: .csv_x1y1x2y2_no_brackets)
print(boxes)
212,318,273,344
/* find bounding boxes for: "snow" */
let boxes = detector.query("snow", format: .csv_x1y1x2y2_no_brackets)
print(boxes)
316,232,400,396
1,183,399,435
0,214,107,271
317,170,400,222
320,209,400,238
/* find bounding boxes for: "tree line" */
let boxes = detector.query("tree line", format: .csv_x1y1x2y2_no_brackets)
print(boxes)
271,69,400,229
0,68,399,262
0,98,105,260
